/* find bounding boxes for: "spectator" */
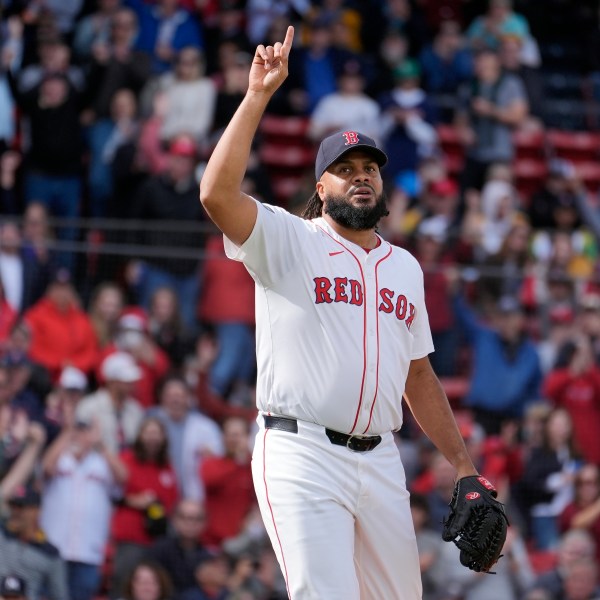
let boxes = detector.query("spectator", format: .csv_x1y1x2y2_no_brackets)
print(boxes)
0,221,49,315
0,281,16,345
88,282,125,350
536,305,577,375
499,34,544,122
148,286,192,369
544,334,600,465
7,71,83,267
379,59,439,186
0,487,69,600
560,463,600,564
286,19,355,114
0,413,46,505
200,417,254,548
141,47,217,146
199,234,256,399
0,150,20,215
146,499,211,595
111,417,178,596
0,575,27,600
115,560,174,600
419,20,473,95
24,270,98,380
128,134,206,331
561,558,600,600
518,407,580,551
98,308,170,409
17,40,84,94
245,0,310,45
382,0,429,56
178,551,231,600
188,334,257,426
43,365,88,442
455,47,528,192
40,418,126,600
210,50,251,139
21,202,56,277
366,29,408,99
528,159,582,231
73,0,122,61
413,218,459,377
308,58,381,143
409,492,442,598
453,293,542,433
466,0,531,51
128,0,204,74
87,88,140,218
76,352,145,453
83,8,151,122
528,529,597,600
149,376,223,502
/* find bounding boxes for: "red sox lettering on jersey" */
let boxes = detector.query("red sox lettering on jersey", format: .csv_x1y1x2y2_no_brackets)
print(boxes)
313,276,416,330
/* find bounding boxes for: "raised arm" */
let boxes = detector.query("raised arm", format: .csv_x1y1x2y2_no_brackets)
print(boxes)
199,26,294,246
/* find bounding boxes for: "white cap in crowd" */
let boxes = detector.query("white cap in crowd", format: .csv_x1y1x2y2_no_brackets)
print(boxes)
58,366,88,391
101,352,142,383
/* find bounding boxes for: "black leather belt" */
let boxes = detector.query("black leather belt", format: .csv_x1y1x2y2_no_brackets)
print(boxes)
264,415,382,452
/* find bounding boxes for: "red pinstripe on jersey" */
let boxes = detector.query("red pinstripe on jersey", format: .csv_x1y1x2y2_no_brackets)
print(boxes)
262,428,291,599
362,246,393,434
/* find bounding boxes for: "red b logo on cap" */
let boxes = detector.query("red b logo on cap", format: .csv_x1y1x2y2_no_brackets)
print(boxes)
342,131,359,145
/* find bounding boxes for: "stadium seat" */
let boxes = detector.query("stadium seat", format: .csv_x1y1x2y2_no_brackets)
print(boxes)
259,142,315,169
270,174,304,204
513,159,548,201
259,114,310,143
528,549,558,574
546,129,600,163
513,128,547,160
575,161,600,193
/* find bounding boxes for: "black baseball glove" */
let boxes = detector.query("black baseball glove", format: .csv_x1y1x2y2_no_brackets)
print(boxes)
442,475,509,573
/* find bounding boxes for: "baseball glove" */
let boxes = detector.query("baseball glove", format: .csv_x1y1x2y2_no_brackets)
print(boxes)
442,475,509,573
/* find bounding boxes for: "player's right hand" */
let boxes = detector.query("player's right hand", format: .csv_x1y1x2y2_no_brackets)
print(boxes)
249,25,294,95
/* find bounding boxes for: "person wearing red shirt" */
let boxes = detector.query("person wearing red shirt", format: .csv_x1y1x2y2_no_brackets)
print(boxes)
24,270,98,380
0,280,17,347
544,335,600,465
199,234,255,397
96,308,170,408
200,417,255,548
111,416,178,594
559,463,600,564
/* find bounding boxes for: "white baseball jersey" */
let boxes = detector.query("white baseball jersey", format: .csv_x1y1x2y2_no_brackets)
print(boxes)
224,200,434,436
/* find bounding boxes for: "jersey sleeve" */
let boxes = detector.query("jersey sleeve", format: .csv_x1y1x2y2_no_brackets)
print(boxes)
223,199,305,288
409,258,435,360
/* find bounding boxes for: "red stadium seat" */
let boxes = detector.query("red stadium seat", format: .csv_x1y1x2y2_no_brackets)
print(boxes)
513,159,548,202
513,128,547,160
546,129,600,163
260,142,315,169
271,174,304,204
259,114,310,142
575,161,600,192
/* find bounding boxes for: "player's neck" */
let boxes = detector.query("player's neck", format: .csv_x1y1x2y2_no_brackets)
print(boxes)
323,215,379,250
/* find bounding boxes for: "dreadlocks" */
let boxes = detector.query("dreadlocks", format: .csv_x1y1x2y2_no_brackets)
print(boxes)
301,191,323,220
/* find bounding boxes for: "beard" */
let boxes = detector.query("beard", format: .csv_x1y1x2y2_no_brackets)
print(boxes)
323,190,389,231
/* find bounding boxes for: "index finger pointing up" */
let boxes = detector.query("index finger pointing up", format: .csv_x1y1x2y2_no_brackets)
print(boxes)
281,25,294,59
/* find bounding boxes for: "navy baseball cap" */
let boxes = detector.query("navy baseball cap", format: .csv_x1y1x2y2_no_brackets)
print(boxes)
315,131,388,181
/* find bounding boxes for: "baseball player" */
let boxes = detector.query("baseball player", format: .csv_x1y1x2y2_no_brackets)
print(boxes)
200,26,502,599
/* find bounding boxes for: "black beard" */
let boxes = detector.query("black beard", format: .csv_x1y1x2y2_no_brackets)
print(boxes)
324,191,389,231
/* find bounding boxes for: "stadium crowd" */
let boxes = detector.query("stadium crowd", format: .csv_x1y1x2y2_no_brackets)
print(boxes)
1,0,600,599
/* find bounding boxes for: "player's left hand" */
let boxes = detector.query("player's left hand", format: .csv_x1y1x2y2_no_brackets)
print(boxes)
249,25,294,96
442,475,508,573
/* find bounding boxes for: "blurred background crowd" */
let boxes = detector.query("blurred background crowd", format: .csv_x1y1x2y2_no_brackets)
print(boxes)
0,0,600,599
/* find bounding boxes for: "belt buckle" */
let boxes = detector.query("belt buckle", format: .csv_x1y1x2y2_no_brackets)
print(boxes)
346,434,367,452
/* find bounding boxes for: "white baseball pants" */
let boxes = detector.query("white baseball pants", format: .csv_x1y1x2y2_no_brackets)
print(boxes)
252,417,422,600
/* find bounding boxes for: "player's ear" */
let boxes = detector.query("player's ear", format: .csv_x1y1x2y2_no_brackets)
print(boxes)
316,181,325,200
